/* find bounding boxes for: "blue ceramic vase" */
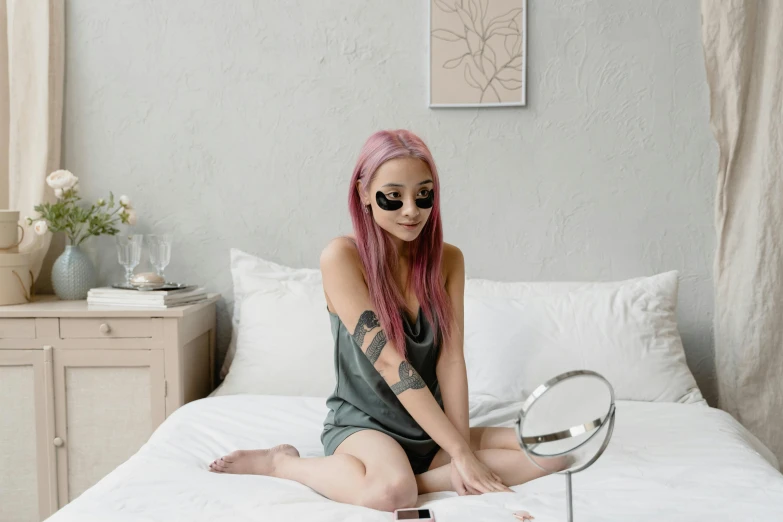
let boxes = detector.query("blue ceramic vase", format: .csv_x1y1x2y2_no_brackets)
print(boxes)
51,245,96,300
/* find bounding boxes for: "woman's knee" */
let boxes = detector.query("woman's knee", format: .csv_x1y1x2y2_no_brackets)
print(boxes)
360,474,418,512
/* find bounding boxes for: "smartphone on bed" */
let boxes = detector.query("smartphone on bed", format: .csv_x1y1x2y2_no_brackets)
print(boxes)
393,508,435,521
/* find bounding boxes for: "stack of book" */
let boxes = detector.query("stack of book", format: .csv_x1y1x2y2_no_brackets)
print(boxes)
87,286,208,309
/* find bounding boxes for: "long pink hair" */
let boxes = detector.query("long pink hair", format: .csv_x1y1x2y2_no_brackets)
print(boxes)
348,129,453,358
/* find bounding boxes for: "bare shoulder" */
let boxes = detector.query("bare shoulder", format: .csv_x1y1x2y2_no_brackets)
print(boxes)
321,237,365,276
321,236,358,262
320,236,368,298
441,242,465,282
320,236,372,318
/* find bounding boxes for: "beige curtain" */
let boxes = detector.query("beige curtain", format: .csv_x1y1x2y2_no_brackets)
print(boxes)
702,0,783,462
0,0,64,279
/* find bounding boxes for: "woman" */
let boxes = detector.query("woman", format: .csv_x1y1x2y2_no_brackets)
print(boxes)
209,130,561,511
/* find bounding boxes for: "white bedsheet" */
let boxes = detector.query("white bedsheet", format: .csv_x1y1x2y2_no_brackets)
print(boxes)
46,395,783,522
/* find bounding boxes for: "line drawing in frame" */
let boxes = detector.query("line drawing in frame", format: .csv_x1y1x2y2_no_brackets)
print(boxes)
429,0,527,108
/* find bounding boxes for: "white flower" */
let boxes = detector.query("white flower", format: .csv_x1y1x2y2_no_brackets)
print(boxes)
119,195,132,208
46,170,78,190
33,220,49,235
54,188,63,198
125,209,138,226
96,198,105,206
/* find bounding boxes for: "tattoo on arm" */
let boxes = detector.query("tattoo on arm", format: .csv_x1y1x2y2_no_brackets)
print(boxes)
390,361,427,395
352,310,380,347
365,330,387,364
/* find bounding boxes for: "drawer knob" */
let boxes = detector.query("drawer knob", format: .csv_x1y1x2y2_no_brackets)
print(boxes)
99,323,111,334
53,437,64,447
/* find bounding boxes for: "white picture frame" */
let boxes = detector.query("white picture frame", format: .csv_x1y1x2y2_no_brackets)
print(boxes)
428,0,527,108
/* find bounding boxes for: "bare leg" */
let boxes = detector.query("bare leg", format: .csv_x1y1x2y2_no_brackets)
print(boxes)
415,426,568,494
469,426,524,451
209,444,301,475
209,430,418,512
210,444,370,503
415,448,564,494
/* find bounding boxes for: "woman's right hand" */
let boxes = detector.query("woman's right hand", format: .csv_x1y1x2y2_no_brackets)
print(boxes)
450,450,513,494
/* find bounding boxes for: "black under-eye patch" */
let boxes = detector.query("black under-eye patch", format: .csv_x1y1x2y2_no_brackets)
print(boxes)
416,189,434,209
376,191,403,211
375,190,435,211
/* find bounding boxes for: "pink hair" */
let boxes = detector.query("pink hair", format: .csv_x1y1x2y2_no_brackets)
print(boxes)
348,129,453,359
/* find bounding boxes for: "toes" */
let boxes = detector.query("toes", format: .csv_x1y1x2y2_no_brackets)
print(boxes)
209,457,229,473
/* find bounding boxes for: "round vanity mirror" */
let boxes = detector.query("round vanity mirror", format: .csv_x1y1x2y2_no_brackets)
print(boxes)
515,370,616,521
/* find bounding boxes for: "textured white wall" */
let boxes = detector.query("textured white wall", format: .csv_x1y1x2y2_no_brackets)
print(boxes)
61,0,718,402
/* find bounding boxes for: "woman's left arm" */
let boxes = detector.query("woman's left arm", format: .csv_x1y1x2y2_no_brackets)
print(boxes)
436,246,470,444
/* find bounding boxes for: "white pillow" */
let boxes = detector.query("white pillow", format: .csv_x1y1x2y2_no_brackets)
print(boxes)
463,271,704,404
216,249,702,405
219,248,322,380
214,249,332,397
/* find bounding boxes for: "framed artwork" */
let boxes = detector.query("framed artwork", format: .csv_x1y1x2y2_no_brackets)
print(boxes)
429,0,527,107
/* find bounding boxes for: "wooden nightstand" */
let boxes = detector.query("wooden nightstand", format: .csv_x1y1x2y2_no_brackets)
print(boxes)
0,294,220,521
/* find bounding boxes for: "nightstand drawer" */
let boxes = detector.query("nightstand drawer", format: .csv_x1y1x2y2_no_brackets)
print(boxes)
59,318,155,339
0,318,36,339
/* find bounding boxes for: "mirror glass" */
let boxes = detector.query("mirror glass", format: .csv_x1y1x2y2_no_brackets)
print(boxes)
517,371,614,472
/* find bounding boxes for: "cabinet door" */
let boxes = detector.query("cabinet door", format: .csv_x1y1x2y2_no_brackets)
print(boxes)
0,349,57,522
52,349,165,505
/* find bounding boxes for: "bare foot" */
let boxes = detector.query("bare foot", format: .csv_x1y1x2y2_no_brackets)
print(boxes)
208,444,300,476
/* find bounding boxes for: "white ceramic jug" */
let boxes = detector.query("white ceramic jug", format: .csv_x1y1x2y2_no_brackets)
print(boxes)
0,251,33,305
0,210,25,252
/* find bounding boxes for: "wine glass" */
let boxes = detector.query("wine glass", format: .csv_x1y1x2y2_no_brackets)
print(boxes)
147,234,172,281
116,234,143,286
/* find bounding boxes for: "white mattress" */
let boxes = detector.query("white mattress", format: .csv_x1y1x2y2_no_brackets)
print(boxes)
47,395,783,522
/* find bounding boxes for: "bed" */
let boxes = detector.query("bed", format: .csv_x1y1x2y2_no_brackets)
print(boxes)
44,251,783,520
46,394,783,521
